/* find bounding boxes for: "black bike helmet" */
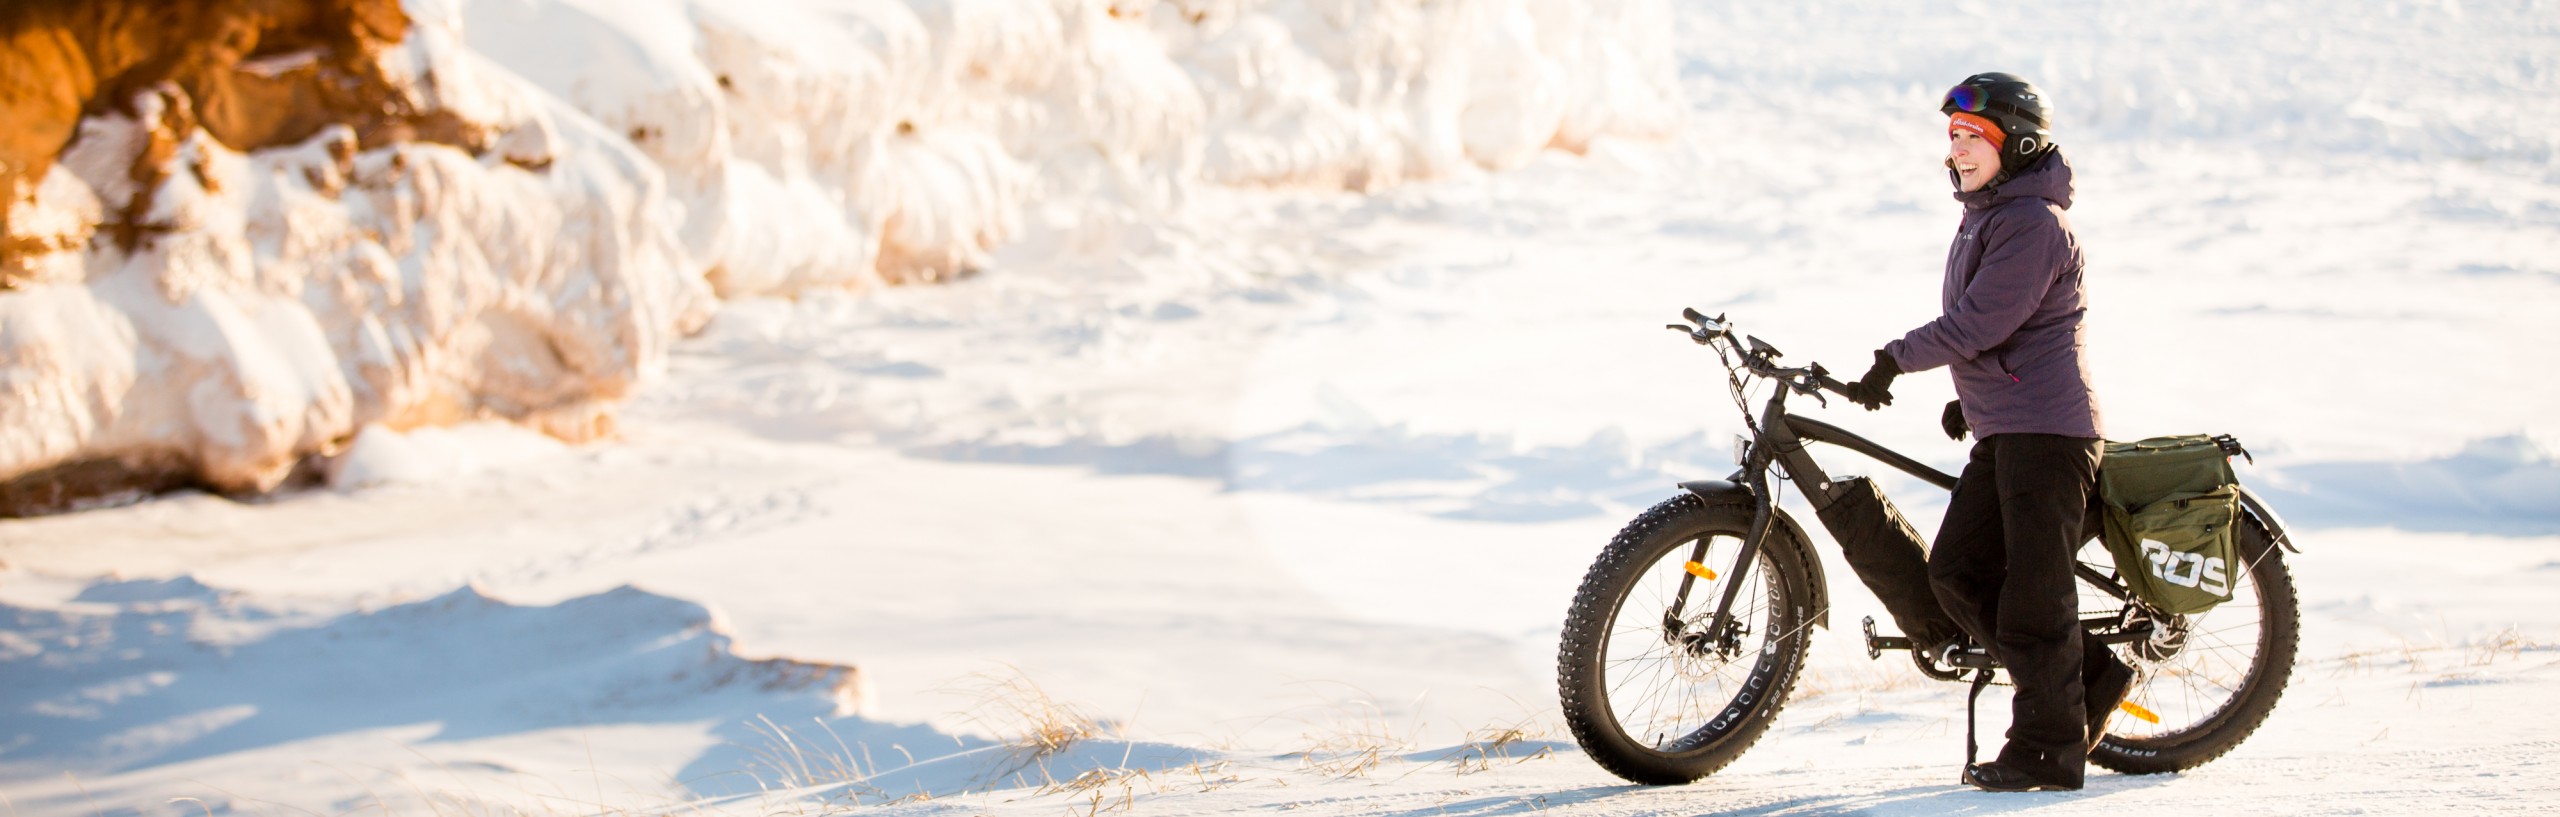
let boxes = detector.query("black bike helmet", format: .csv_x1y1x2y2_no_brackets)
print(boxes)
1941,72,2055,175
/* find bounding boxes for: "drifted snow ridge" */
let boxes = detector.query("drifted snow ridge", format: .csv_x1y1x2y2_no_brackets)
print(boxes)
0,0,1682,508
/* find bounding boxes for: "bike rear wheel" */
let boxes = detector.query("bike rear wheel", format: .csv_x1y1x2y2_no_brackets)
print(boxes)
1557,493,1816,784
2083,512,2299,773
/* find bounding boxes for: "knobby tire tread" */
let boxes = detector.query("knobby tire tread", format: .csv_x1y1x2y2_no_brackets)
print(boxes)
1557,493,1813,785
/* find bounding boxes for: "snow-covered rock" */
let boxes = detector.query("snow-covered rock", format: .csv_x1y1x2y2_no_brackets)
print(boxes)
1,39,708,496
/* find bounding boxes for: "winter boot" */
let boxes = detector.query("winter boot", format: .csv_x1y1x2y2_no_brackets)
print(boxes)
2085,652,2136,752
1963,760,2083,792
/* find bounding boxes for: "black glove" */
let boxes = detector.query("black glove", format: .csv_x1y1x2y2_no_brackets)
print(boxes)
1941,399,1969,441
1843,349,1900,410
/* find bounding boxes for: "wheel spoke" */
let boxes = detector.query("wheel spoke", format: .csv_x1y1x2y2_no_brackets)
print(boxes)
1576,521,1804,758
2087,521,2294,756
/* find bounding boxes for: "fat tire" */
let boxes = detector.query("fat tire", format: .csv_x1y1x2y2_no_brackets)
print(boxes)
1557,493,1816,784
2090,513,2299,774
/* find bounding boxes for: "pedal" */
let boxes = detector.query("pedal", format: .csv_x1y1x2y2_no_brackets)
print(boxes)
1861,616,1913,660
1940,642,1998,670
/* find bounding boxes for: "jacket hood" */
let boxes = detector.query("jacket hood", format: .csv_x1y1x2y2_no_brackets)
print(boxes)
1954,149,2074,211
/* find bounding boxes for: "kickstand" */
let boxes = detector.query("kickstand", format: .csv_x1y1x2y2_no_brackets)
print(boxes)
1963,667,1996,776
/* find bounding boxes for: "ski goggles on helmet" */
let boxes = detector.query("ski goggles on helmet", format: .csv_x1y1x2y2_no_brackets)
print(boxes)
1941,84,1991,115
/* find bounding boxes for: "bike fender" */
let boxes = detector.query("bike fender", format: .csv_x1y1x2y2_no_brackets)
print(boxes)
1677,479,1750,500
2235,484,2300,554
1674,480,1833,631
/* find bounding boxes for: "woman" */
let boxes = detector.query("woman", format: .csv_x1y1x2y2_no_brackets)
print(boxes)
1840,72,2133,793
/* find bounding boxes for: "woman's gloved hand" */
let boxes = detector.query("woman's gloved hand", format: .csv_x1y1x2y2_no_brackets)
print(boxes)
1942,399,1969,441
1843,349,1901,410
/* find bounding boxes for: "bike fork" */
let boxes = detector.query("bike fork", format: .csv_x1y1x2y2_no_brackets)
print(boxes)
1675,486,1776,654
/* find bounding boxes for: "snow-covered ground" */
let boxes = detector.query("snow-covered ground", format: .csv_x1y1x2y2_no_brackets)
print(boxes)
6,1,2560,815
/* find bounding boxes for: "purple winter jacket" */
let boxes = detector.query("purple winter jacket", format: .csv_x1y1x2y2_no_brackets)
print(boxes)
1883,151,2104,440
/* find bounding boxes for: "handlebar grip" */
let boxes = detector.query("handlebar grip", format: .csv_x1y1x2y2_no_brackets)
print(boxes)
1683,307,1710,325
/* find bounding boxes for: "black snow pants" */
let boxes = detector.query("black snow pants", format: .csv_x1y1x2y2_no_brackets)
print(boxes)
1927,432,2106,781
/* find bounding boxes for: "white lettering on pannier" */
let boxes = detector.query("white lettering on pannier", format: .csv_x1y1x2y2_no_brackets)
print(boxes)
2140,539,2231,597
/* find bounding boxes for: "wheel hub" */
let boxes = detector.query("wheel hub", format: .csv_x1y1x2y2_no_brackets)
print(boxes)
2131,610,2191,662
1662,609,1750,676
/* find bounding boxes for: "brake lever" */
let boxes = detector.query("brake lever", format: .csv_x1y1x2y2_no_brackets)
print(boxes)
1795,362,1835,406
1797,379,1829,407
1808,369,1855,408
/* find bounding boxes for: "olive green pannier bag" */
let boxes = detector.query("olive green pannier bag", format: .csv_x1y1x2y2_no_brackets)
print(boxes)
2098,435,2245,615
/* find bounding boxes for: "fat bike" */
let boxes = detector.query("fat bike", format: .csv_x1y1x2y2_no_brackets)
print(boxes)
1556,310,2300,783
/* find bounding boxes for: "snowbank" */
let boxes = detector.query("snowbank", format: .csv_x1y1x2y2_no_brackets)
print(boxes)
0,31,707,499
0,0,1683,508
452,0,1683,294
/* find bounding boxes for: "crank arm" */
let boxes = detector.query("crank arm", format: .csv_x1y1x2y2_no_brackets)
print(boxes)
2085,618,2157,646
1861,616,1913,660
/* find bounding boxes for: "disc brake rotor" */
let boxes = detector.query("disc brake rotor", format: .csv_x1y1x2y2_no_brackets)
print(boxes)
2131,610,2192,662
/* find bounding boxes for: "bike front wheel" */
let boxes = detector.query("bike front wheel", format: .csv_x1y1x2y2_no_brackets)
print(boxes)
1557,493,1817,784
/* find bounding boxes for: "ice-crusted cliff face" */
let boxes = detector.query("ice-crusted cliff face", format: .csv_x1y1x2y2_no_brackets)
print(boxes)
0,0,1680,511
0,0,708,508
449,0,1679,293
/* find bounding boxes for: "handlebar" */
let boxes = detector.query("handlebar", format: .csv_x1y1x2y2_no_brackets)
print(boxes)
1682,307,1721,333
1667,309,1854,404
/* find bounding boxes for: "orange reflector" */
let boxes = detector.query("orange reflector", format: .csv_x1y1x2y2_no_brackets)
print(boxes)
2119,701,2161,724
1684,561,1718,581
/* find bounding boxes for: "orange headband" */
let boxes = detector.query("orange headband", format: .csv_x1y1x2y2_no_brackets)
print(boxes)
1949,112,2007,151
